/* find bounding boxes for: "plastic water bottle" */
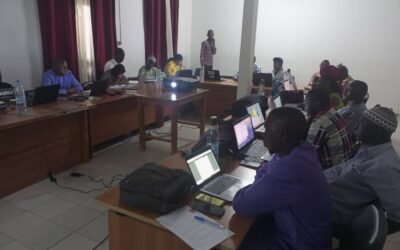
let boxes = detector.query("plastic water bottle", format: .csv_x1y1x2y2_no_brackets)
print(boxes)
258,79,265,96
207,116,220,160
15,80,27,114
200,66,205,82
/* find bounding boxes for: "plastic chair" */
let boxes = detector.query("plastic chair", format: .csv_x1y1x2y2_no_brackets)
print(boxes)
338,204,387,250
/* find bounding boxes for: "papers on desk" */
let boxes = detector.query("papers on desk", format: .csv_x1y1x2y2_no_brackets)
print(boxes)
156,206,234,250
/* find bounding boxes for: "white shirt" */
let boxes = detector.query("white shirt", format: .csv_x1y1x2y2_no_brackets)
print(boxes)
104,59,118,72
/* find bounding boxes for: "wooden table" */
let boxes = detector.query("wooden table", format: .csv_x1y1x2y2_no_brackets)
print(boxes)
0,102,90,197
199,79,271,117
136,84,208,154
95,153,255,250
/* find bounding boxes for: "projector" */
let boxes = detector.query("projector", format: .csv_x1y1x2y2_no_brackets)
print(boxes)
163,77,200,92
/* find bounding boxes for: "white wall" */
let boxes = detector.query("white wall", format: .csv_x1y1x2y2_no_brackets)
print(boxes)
190,0,244,74
190,0,400,110
0,0,43,90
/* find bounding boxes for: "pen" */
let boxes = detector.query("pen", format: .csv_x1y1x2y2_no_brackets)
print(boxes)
194,215,224,229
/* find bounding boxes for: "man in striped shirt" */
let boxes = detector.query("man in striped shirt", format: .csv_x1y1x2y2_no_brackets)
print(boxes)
305,89,352,169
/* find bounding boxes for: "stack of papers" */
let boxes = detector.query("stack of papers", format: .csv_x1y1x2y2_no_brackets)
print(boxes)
157,206,234,250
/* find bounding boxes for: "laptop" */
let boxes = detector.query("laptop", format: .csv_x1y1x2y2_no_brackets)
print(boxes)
246,102,265,133
253,73,273,87
274,95,282,108
27,85,60,106
185,146,250,202
233,115,272,161
205,70,221,81
176,69,193,78
90,79,109,96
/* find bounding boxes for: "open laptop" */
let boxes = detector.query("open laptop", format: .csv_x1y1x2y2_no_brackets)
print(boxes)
176,69,193,78
26,84,60,106
246,102,265,133
205,70,221,81
274,95,282,108
233,115,272,161
185,146,250,202
90,79,109,96
253,73,273,87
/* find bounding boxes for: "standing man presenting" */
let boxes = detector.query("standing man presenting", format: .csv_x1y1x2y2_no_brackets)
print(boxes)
200,29,216,71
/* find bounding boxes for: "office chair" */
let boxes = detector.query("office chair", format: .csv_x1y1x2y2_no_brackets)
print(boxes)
338,204,387,250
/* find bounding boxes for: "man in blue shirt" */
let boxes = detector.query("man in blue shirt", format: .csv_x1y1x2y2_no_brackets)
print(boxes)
42,60,83,95
233,107,332,250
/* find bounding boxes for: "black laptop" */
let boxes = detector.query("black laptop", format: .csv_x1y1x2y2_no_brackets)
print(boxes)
205,70,221,81
26,84,60,106
176,69,193,78
90,79,109,96
233,114,272,161
253,73,273,87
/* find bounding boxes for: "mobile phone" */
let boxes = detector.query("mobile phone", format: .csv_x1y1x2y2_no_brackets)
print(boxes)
195,193,225,207
191,200,225,217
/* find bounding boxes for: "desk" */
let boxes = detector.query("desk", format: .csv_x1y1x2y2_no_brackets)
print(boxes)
136,84,208,154
96,153,255,250
0,102,90,197
199,79,272,116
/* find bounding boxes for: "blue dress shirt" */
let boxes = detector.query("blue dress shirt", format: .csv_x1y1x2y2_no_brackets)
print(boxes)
42,70,83,95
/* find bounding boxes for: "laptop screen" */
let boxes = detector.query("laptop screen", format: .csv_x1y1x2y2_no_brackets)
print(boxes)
233,115,255,150
186,148,220,186
274,95,282,108
246,103,264,129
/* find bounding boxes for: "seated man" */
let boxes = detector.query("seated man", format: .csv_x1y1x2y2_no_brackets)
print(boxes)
337,64,353,89
233,56,261,81
308,59,330,87
42,59,83,95
164,54,183,77
104,48,125,72
138,55,159,81
317,74,345,111
337,80,368,141
101,64,128,85
306,89,352,169
325,105,400,234
233,107,332,250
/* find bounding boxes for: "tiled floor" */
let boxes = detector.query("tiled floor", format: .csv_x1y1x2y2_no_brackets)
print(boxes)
1,122,400,250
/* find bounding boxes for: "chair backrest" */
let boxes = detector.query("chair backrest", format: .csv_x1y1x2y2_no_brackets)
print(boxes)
340,204,387,250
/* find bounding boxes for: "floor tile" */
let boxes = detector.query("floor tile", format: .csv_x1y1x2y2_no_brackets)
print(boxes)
0,233,13,249
31,198,75,219
57,187,103,205
30,180,68,197
80,199,107,213
16,221,71,250
387,231,400,244
4,189,53,211
78,214,108,242
0,212,45,239
49,232,97,250
0,201,25,224
383,240,400,250
52,206,101,231
94,238,109,250
1,242,31,250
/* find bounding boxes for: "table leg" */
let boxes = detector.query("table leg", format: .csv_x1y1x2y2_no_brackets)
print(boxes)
171,103,178,154
199,93,207,136
139,102,146,151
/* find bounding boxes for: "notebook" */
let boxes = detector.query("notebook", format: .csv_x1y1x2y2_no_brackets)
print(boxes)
185,147,250,202
246,102,265,133
233,115,272,161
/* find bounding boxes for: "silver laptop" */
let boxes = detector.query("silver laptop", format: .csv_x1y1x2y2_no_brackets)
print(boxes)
185,147,250,202
233,115,272,161
246,102,265,133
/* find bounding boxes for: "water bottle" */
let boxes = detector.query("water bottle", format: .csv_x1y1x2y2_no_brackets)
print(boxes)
200,66,205,82
258,79,265,96
15,80,27,114
207,116,220,160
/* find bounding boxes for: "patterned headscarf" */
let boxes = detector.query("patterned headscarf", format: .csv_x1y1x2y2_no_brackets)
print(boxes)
363,105,398,132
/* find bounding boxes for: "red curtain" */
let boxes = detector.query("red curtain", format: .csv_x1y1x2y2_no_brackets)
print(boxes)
90,0,117,79
143,0,167,68
170,0,179,55
37,0,80,78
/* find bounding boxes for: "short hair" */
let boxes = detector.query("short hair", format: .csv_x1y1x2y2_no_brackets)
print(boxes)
307,88,331,110
110,64,126,77
337,64,349,77
115,48,125,55
273,57,283,64
174,54,183,61
52,59,66,68
321,59,330,65
267,107,308,143
349,80,368,103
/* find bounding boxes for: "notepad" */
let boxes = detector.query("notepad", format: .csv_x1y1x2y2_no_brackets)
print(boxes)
156,206,234,250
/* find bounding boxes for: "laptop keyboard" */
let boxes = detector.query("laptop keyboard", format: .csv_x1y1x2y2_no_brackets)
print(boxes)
204,175,239,195
246,140,267,158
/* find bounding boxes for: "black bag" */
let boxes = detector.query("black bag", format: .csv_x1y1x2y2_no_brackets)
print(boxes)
119,163,195,214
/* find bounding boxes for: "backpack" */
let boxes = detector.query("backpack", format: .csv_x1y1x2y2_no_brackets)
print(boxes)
120,163,195,214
